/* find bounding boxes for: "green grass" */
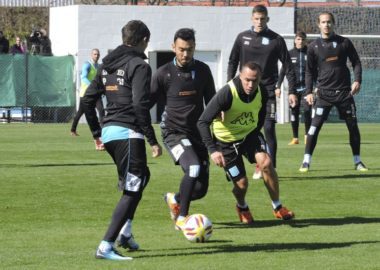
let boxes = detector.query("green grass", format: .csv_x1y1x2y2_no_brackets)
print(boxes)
0,123,379,270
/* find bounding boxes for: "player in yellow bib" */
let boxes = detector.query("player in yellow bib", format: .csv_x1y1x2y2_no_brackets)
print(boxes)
198,61,295,223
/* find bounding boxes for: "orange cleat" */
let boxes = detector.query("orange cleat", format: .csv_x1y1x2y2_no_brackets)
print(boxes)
273,206,295,220
236,206,254,224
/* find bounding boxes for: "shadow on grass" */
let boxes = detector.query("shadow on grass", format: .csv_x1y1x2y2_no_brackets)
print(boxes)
0,162,113,168
132,240,379,259
282,173,380,181
213,216,380,229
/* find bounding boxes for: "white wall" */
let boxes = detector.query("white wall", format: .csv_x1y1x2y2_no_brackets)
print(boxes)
50,5,294,122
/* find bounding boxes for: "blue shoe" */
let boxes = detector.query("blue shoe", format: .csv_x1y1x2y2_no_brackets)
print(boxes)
116,234,139,251
95,247,132,261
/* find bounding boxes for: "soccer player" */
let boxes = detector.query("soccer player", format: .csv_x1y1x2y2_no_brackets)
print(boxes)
227,5,298,180
150,28,216,230
198,61,295,224
299,12,368,172
277,31,312,145
82,20,162,260
70,48,105,146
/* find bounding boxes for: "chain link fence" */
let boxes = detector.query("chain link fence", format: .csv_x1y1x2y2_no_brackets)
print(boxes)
0,54,75,123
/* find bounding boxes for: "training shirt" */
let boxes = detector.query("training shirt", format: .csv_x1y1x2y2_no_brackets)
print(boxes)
150,59,216,138
227,27,297,97
197,76,267,154
278,46,308,91
305,33,362,94
82,45,158,146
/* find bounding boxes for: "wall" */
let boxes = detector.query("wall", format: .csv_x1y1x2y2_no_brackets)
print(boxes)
50,5,294,121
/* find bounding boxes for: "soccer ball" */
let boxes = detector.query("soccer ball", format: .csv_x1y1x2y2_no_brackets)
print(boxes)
182,214,213,243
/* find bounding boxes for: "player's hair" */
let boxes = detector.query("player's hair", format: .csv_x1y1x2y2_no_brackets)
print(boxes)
295,31,307,39
252,5,268,17
122,20,150,46
318,12,335,24
174,28,196,42
242,61,262,75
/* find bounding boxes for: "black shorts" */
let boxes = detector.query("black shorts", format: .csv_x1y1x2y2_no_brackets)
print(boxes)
265,97,277,122
216,131,267,182
162,129,209,166
292,91,312,113
314,89,357,120
104,138,149,192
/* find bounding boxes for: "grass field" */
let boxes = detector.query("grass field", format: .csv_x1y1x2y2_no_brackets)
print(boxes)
0,123,379,270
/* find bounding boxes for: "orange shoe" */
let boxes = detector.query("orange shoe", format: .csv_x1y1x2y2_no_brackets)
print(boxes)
236,205,254,224
288,138,299,145
273,206,295,220
164,192,180,221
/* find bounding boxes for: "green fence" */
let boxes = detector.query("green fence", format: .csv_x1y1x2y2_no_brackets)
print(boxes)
0,54,75,123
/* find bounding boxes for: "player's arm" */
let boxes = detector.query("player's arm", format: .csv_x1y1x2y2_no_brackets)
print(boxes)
130,60,162,157
227,34,241,81
305,43,317,105
346,39,362,95
82,66,105,139
149,67,165,109
278,38,297,106
203,65,217,105
80,61,92,86
197,86,232,154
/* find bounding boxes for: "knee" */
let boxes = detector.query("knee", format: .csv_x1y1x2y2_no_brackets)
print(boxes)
257,154,272,172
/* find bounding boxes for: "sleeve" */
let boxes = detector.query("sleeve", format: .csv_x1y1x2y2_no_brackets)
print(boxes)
82,67,105,138
256,85,267,131
277,64,286,88
346,39,362,83
227,34,241,81
131,61,158,146
305,43,317,94
278,38,296,95
149,68,165,109
197,86,232,154
81,62,91,86
203,65,217,105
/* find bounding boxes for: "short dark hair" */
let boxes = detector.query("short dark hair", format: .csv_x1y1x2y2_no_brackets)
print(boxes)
252,5,268,16
242,61,262,75
173,28,196,42
318,12,335,24
295,31,307,39
122,20,150,46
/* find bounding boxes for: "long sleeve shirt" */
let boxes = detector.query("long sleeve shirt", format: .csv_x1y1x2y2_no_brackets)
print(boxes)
82,45,158,146
197,76,267,154
305,33,362,94
227,27,296,97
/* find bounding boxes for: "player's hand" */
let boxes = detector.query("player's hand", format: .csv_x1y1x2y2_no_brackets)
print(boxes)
275,88,281,98
288,94,298,108
305,93,314,105
210,151,225,168
151,144,162,158
94,137,105,151
350,81,361,96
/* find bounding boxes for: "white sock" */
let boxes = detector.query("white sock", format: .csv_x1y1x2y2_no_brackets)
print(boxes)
272,200,282,210
98,240,113,252
119,219,132,237
177,215,186,221
353,155,361,164
303,154,312,164
237,203,248,209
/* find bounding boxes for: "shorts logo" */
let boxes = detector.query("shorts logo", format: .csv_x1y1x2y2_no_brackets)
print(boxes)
228,166,240,178
171,144,184,161
125,172,142,192
316,107,324,115
231,112,255,125
181,139,192,146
